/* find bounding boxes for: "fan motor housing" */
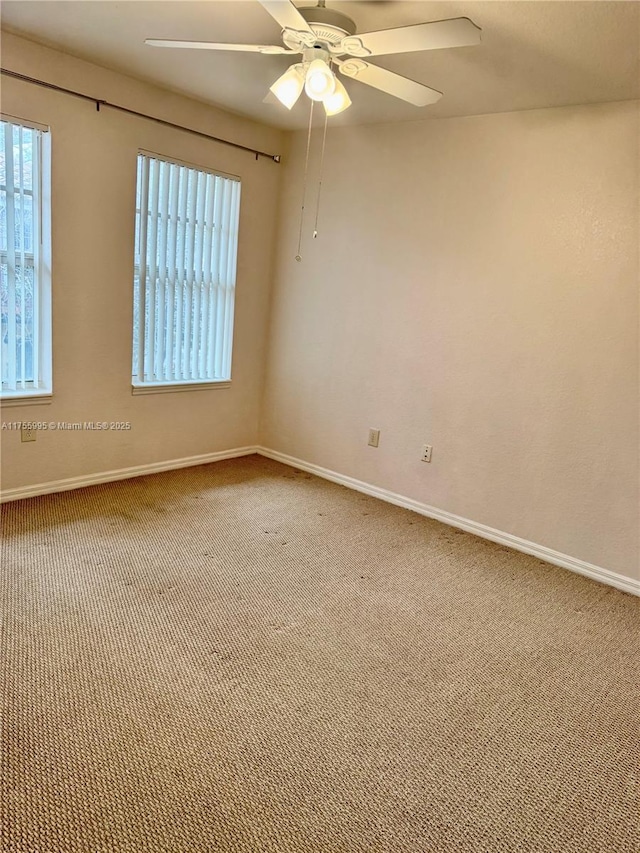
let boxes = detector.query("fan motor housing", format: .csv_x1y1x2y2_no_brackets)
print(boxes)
298,5,357,42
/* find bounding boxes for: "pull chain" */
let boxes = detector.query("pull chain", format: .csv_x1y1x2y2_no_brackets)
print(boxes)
296,99,315,262
313,108,329,239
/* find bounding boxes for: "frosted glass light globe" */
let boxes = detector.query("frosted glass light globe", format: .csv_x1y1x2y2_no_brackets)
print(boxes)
304,59,336,102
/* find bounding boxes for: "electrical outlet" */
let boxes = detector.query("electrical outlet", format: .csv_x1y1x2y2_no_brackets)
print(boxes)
21,426,37,443
421,444,432,463
368,428,380,448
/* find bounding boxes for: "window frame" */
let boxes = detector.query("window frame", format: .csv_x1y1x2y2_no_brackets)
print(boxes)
0,114,52,405
131,149,241,395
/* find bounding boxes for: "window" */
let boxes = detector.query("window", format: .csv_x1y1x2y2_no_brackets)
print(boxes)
132,152,241,391
1,117,51,399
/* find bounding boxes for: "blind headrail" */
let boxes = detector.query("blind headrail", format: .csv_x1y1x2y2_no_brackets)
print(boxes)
0,68,282,163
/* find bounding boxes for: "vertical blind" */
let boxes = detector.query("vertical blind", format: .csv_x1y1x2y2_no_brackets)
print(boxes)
133,153,241,385
1,119,42,391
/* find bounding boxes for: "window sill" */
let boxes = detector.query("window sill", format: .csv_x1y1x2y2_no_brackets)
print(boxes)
131,380,231,396
0,392,53,408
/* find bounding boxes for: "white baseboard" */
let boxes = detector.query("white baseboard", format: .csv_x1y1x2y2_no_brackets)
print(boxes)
3,444,637,597
0,446,259,503
257,447,640,598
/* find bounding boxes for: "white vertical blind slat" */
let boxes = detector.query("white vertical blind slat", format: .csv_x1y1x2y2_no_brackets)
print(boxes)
165,164,179,380
189,172,206,379
202,174,216,379
145,159,161,381
173,166,187,379
222,180,241,378
183,167,197,379
5,124,17,390
191,170,206,379
215,180,233,378
208,177,224,379
136,156,150,381
156,159,171,379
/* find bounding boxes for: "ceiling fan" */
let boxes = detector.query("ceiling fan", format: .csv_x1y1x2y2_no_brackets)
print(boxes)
146,0,482,115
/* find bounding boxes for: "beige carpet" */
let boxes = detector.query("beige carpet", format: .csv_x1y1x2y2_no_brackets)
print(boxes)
1,455,637,852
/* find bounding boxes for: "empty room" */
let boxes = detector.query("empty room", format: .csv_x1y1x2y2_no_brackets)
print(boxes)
0,1,638,851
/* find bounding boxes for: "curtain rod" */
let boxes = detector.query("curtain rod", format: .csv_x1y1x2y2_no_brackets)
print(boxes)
1,68,281,163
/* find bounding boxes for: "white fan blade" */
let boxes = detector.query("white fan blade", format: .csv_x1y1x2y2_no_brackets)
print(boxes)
352,17,481,57
257,0,314,35
337,59,442,107
145,39,293,54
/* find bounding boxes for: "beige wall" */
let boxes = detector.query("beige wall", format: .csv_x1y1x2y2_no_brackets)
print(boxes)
261,101,639,580
0,32,284,490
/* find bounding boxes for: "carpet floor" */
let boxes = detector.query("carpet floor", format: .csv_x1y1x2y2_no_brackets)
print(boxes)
1,454,638,852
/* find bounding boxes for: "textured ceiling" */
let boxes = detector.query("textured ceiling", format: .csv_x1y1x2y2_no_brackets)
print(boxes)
1,1,638,129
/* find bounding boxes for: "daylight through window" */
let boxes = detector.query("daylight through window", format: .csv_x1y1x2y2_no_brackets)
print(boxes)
1,117,51,397
132,153,241,389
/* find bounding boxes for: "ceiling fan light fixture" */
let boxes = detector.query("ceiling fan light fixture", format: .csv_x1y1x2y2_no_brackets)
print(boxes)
270,63,305,109
304,58,336,101
323,77,351,115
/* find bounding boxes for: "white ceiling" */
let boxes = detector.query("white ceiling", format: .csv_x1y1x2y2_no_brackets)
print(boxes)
1,1,638,130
